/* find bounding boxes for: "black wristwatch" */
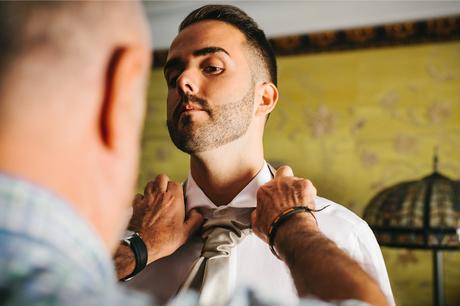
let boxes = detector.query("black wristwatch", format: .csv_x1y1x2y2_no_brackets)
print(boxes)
120,232,148,282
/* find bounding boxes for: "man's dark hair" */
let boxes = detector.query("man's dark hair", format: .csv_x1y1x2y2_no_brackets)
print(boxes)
179,4,277,86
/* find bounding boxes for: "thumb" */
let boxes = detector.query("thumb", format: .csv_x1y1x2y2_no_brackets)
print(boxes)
250,209,268,243
275,165,294,178
183,209,204,237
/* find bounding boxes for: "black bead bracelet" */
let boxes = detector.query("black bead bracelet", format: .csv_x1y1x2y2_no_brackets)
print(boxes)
268,205,329,259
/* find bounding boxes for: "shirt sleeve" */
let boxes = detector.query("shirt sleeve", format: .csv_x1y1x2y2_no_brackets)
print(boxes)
355,221,396,306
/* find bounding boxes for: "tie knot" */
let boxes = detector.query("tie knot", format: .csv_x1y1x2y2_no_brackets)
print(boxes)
200,219,250,258
198,207,254,225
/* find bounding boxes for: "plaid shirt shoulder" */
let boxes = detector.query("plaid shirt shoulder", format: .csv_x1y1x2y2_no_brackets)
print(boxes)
0,174,150,306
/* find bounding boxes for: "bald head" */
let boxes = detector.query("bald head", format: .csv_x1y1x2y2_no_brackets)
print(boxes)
0,2,150,113
0,2,150,77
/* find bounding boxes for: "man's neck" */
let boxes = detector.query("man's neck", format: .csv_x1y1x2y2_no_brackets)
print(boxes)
0,133,118,254
190,139,264,206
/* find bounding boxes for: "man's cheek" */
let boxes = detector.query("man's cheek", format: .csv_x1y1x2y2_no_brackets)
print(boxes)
166,102,176,118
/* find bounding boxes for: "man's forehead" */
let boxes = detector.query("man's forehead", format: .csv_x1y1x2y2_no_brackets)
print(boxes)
167,20,247,59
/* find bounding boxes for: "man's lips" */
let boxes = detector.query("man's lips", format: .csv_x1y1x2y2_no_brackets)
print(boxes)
178,103,206,116
184,104,203,111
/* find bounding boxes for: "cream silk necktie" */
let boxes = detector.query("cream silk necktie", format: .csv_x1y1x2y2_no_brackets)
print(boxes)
177,207,253,306
178,164,276,306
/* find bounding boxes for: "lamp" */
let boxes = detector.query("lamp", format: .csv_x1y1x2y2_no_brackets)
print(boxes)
363,154,460,306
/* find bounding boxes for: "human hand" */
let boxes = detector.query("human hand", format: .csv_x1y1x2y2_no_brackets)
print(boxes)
251,165,318,243
128,174,203,263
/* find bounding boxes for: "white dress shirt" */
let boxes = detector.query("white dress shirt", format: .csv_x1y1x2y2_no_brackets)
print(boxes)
127,162,395,306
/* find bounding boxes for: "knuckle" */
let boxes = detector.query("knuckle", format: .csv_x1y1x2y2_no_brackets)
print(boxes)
145,193,155,203
256,188,270,203
157,174,169,181
168,181,176,188
144,181,154,193
169,181,181,190
300,179,309,188
294,179,309,193
305,180,317,195
292,179,303,189
256,187,265,198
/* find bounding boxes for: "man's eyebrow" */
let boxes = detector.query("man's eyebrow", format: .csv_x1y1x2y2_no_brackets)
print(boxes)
193,46,230,57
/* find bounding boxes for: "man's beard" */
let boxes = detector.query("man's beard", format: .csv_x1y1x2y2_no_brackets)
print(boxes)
166,86,254,154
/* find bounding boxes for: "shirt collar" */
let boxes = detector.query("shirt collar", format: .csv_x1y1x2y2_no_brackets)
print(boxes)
185,161,273,212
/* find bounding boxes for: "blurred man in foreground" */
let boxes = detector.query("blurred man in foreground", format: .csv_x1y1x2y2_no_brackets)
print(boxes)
122,4,394,306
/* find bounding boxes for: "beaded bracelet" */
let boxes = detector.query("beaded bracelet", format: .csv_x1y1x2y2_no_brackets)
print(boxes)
268,205,329,259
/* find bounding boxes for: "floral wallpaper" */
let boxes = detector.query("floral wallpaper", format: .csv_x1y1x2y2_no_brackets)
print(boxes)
140,41,460,306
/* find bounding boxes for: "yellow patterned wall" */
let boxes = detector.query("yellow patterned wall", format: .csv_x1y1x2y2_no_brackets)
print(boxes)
140,41,460,306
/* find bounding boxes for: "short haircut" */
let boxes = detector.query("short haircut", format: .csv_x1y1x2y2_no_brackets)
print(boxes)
0,3,81,77
179,4,277,86
0,2,146,88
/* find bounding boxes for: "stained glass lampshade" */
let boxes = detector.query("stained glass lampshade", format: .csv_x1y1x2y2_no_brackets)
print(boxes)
363,155,460,306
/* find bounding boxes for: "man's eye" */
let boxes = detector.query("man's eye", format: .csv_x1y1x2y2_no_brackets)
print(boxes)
203,66,224,74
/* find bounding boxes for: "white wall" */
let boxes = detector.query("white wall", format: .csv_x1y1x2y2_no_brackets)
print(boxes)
144,0,460,50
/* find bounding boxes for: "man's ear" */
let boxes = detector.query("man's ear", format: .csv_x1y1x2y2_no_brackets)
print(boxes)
99,46,149,151
255,82,278,118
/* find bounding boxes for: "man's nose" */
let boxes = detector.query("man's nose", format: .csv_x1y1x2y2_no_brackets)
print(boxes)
176,70,198,96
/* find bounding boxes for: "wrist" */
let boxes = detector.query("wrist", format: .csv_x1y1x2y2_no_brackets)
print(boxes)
137,232,161,264
120,232,148,281
146,244,161,264
273,213,318,258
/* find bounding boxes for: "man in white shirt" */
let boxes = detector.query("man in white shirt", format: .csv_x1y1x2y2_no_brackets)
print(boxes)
120,4,395,306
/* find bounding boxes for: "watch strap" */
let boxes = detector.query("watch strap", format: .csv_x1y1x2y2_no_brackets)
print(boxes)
120,232,148,281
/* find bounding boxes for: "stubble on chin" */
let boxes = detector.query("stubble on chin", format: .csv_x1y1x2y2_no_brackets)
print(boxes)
166,87,255,154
